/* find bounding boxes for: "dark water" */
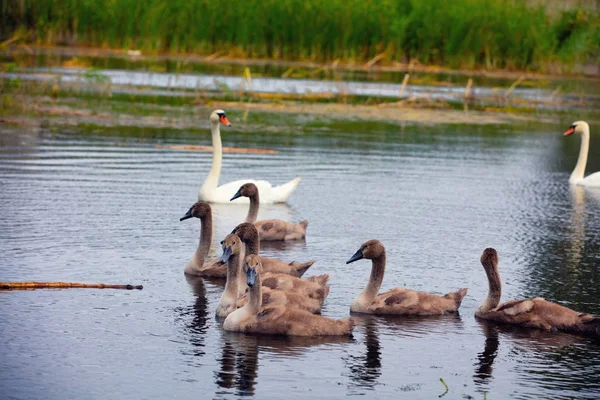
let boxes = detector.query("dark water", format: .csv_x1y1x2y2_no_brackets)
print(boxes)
1,114,600,399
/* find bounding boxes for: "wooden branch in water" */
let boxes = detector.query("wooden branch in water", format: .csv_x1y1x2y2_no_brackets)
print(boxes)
398,73,410,98
0,282,143,290
364,52,386,69
464,78,473,98
504,76,525,98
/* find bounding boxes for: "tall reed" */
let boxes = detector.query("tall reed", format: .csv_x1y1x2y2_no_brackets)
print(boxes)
1,0,598,71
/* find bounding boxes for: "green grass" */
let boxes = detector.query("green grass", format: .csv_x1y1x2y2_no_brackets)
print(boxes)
1,0,599,71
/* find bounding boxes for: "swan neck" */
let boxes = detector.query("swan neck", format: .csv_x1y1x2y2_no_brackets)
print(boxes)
224,251,242,300
201,122,223,192
194,215,212,267
480,265,502,312
570,127,589,183
362,253,386,301
243,236,260,256
236,247,247,298
246,273,262,314
245,192,259,223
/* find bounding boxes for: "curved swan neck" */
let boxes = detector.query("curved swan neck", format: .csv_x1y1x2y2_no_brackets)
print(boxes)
224,250,243,300
362,253,386,301
246,273,263,314
245,192,259,223
235,248,247,298
570,125,590,184
242,236,260,256
194,214,212,267
480,265,502,312
201,122,223,192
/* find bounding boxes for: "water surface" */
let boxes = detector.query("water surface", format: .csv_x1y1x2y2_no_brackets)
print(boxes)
1,115,599,399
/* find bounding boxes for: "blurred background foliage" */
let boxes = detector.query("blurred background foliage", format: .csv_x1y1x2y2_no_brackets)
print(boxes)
1,0,599,71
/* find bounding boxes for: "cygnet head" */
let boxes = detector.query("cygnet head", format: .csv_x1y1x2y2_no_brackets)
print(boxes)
563,121,589,136
231,183,259,201
231,222,259,243
346,239,385,264
180,201,212,221
244,254,263,287
480,248,499,270
220,234,243,263
210,109,232,127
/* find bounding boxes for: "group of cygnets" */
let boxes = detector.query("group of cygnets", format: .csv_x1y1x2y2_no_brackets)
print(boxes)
180,110,600,338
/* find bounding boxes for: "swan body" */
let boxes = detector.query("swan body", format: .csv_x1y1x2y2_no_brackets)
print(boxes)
198,109,302,204
231,222,315,277
231,183,308,241
475,248,600,336
260,272,330,300
236,287,325,314
564,121,600,187
218,234,325,316
223,255,354,336
179,201,225,276
346,240,467,315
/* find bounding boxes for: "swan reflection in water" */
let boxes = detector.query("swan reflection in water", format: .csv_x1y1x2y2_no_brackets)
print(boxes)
215,332,353,397
180,275,210,358
345,316,381,389
346,313,464,390
473,319,598,394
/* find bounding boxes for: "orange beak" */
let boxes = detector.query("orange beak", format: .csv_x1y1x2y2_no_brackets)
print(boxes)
219,115,231,127
563,127,575,136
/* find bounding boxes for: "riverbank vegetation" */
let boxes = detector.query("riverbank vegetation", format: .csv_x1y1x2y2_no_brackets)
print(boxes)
1,0,599,73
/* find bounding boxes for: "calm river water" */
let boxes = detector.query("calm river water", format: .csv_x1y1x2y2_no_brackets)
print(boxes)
1,112,599,399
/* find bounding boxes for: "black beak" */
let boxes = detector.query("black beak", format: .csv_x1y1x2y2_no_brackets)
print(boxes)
180,207,194,221
221,246,233,263
346,248,364,264
246,268,257,287
230,188,243,201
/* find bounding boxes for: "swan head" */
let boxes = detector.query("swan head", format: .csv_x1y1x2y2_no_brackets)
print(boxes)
480,248,499,270
564,121,589,136
243,254,263,287
210,109,231,126
180,201,211,221
346,239,385,264
220,233,243,263
231,183,258,201
231,222,259,243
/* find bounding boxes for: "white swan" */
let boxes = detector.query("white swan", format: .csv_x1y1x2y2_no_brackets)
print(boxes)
564,121,600,187
198,109,302,204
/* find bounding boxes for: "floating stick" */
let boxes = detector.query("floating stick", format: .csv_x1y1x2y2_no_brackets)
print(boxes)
464,78,473,98
0,282,143,290
398,73,410,98
364,52,386,69
504,76,525,98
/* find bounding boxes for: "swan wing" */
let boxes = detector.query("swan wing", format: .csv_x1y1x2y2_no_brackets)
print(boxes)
256,220,290,241
371,288,418,313
494,299,536,316
372,288,463,315
581,171,600,187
